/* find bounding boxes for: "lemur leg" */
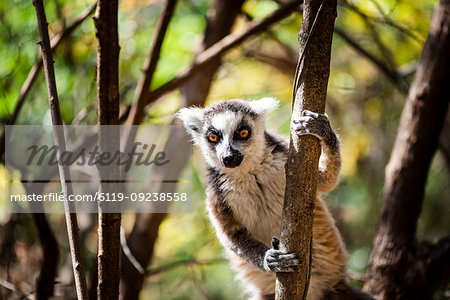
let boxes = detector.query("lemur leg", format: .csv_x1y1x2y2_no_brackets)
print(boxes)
291,110,342,192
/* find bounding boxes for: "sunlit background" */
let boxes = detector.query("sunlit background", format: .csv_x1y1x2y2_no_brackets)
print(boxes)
1,0,449,299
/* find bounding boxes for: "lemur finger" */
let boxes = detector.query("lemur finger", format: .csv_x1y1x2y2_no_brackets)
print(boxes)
267,259,302,268
277,253,301,261
302,110,319,118
271,266,297,272
292,116,313,124
266,249,289,258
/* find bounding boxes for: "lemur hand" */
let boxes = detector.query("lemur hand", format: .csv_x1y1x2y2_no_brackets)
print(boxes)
292,110,338,150
263,237,302,273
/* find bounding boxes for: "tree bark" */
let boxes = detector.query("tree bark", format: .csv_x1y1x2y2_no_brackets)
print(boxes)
32,1,88,299
94,0,122,299
275,0,337,299
363,1,450,299
120,1,302,298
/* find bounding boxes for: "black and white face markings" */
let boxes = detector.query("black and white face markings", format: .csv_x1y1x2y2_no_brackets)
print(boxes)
205,117,252,168
177,97,279,170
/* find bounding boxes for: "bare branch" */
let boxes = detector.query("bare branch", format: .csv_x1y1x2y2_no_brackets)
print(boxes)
0,2,96,161
333,27,409,94
244,48,297,74
32,0,88,299
125,0,178,127
93,0,122,299
341,0,424,43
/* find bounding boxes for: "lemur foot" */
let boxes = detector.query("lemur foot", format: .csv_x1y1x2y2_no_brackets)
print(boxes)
263,237,302,273
292,110,338,150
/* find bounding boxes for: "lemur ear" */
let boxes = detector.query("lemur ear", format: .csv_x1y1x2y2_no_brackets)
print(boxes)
249,97,279,115
176,107,204,136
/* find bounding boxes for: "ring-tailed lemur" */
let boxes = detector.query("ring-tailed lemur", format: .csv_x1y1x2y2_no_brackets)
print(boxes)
178,98,347,300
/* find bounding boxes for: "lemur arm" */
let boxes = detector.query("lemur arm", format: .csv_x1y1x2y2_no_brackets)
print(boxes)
292,110,341,192
317,132,341,192
206,189,301,272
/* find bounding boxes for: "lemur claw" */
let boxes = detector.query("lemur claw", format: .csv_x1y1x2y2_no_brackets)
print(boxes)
291,110,336,148
263,237,302,273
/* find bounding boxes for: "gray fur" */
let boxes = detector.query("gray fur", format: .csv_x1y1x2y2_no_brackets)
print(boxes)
178,98,347,300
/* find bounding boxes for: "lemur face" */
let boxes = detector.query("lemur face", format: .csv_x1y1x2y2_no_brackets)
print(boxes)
178,98,279,171
204,109,253,168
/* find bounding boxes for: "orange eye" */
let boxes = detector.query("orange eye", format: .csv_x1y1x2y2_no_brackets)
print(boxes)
239,129,249,138
208,133,218,143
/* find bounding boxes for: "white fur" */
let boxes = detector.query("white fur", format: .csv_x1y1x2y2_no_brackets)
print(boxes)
248,97,279,115
176,107,204,137
178,99,346,300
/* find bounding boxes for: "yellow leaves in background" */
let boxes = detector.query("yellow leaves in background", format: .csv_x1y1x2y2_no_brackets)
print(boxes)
341,128,371,177
1,166,26,222
207,58,292,105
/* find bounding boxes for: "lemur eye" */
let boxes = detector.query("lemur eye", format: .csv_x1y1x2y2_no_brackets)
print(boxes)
235,127,251,140
239,129,249,138
208,133,218,143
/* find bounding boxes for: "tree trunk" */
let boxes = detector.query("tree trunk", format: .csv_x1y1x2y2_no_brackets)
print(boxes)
119,1,244,299
276,0,337,299
94,0,122,299
363,1,450,299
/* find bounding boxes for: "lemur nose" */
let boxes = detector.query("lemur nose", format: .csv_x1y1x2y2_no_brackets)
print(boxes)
223,155,234,165
222,152,243,168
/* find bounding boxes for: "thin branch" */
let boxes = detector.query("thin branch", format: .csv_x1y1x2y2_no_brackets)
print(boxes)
120,227,145,275
141,0,300,108
94,0,121,299
123,0,178,150
334,27,409,94
244,48,297,75
32,1,88,299
0,2,96,160
295,2,410,94
341,0,424,43
126,0,177,126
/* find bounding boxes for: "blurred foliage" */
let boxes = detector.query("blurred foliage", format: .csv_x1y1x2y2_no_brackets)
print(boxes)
1,0,449,299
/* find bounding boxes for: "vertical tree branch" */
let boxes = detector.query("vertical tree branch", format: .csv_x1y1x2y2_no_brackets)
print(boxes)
363,0,450,299
275,0,337,299
31,0,88,299
93,0,122,299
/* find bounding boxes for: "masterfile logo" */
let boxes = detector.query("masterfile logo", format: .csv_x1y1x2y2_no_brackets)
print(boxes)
4,125,192,213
